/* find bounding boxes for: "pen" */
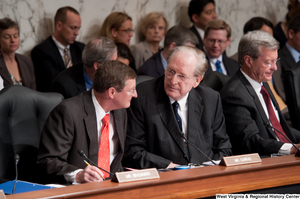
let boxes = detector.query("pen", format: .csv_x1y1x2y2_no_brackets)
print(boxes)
84,160,90,166
83,160,105,179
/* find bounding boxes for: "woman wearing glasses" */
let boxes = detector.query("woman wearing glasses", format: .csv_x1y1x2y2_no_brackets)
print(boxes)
100,12,135,71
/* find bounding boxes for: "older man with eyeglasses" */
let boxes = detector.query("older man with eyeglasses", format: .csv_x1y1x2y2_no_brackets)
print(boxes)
123,45,232,169
203,19,240,76
220,30,300,157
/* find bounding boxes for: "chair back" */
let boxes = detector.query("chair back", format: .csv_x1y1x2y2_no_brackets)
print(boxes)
0,85,63,182
201,71,231,92
283,61,300,130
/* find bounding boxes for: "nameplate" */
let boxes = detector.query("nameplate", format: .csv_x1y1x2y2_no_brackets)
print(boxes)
111,168,160,183
0,190,6,199
219,153,261,166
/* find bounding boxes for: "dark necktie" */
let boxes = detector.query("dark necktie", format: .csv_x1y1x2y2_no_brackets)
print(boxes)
215,60,223,73
260,85,289,143
172,101,182,131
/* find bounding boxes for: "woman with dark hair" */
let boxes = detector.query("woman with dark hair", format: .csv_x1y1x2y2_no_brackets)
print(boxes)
0,17,35,89
115,41,133,66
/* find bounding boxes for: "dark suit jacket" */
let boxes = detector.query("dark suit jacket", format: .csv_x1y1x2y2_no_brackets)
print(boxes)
123,76,232,169
137,50,164,78
206,55,240,77
190,25,204,51
0,53,36,90
31,36,85,92
50,63,86,99
273,45,297,102
38,91,126,183
220,70,300,156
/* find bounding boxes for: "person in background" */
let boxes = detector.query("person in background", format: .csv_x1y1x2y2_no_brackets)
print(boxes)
0,17,35,90
137,25,198,78
123,45,232,169
131,12,168,70
50,37,117,99
203,19,239,76
38,60,137,184
31,6,85,92
115,41,134,66
99,12,136,72
188,0,217,51
273,0,300,49
220,30,300,156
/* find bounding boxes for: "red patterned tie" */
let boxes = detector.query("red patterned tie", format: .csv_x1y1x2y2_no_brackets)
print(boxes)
260,85,289,143
98,114,110,178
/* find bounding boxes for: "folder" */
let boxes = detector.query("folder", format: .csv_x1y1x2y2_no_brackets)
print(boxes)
0,180,54,194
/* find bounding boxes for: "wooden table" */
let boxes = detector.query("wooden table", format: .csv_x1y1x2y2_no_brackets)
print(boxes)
6,155,300,199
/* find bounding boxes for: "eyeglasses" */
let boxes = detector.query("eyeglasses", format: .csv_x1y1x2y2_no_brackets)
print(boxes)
263,58,281,67
118,29,134,34
206,38,227,46
165,69,192,82
126,87,136,94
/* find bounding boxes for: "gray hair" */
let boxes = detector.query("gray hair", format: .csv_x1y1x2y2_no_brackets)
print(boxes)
82,36,117,68
238,30,279,65
164,25,198,48
167,46,208,76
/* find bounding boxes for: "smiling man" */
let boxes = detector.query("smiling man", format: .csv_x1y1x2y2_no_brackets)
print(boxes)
31,6,85,92
203,19,240,76
220,30,300,156
38,60,137,184
123,45,232,169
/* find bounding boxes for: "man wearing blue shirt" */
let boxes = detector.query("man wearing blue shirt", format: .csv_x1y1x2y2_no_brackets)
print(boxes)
50,37,117,99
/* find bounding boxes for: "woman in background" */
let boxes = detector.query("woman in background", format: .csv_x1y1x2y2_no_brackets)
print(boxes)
115,41,133,66
99,12,136,71
0,17,36,90
131,12,168,70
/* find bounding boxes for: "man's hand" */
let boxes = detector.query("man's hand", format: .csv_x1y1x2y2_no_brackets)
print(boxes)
167,162,180,169
75,165,104,183
290,144,300,155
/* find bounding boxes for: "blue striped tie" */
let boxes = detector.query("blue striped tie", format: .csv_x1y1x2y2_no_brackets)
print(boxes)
172,101,182,131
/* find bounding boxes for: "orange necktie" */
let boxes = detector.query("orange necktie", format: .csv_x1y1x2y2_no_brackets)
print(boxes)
98,114,110,178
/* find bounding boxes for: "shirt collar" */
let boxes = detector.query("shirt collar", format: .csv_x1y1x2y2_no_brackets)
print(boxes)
240,69,262,93
160,50,168,70
169,93,189,110
195,26,205,40
52,35,70,51
92,89,109,121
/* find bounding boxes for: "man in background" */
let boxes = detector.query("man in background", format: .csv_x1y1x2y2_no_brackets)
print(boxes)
50,37,117,99
188,0,217,50
31,6,85,92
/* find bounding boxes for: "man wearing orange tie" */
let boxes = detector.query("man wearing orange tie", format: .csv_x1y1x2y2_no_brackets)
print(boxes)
38,60,137,184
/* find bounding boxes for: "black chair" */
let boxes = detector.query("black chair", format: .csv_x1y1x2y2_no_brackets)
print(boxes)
136,75,154,85
201,71,231,92
0,85,63,183
283,61,300,131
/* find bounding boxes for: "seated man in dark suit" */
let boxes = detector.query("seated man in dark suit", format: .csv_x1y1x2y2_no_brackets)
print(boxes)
38,60,137,184
123,46,232,169
220,30,300,156
31,6,85,92
137,25,198,78
203,19,240,76
50,37,117,99
188,0,217,51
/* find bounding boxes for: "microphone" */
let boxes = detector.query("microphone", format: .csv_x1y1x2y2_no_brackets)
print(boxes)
264,121,300,157
178,132,217,165
12,154,20,194
77,150,113,176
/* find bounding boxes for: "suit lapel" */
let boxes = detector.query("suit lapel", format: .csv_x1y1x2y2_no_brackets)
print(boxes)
186,89,204,149
49,37,66,71
238,72,278,139
155,78,189,159
281,46,296,70
82,91,99,163
0,54,13,85
155,51,165,76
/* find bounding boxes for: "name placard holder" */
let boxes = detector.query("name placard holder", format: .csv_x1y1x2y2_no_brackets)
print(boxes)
111,168,160,183
0,190,6,199
219,153,261,166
